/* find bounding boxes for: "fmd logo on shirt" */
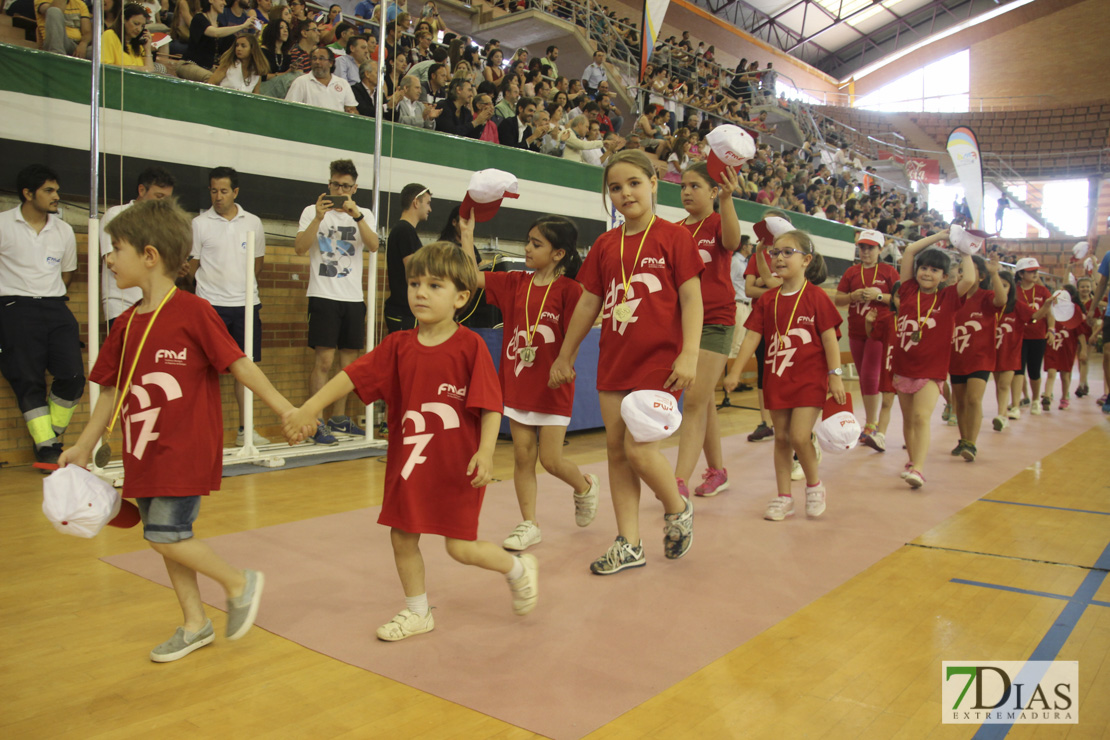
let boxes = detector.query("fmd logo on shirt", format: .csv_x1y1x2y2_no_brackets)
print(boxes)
438,383,467,401
46,255,61,265
540,310,560,323
640,256,666,268
155,348,188,366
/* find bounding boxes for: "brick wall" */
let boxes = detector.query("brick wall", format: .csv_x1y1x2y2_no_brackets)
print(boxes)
1005,235,1106,283
0,235,391,468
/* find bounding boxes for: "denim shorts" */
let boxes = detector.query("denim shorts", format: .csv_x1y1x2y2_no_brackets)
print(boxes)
136,496,201,544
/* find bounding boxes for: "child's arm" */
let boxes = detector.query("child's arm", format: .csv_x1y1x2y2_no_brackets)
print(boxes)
1089,274,1108,327
230,357,295,418
955,252,976,297
57,386,117,468
1078,334,1088,362
723,330,761,392
821,326,846,404
667,276,703,390
282,370,357,443
899,229,949,284
459,211,484,289
987,252,1007,307
718,166,742,252
467,408,501,487
754,246,783,289
864,307,877,336
549,290,602,388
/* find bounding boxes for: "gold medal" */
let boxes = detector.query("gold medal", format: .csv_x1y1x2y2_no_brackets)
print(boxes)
519,346,537,362
94,443,111,467
614,302,633,323
911,330,921,343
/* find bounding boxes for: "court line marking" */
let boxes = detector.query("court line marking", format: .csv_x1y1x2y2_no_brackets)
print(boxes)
980,499,1110,516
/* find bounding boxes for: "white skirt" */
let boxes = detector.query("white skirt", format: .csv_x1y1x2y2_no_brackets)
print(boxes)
504,406,572,427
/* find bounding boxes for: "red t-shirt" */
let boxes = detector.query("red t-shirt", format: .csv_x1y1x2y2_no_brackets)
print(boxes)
744,283,842,409
837,262,900,340
345,327,503,540
484,271,581,416
1017,283,1052,339
89,291,245,498
1044,312,1085,372
995,301,1034,373
744,249,778,306
867,311,896,394
949,289,998,375
892,282,963,381
1078,298,1094,339
578,218,704,394
677,212,735,325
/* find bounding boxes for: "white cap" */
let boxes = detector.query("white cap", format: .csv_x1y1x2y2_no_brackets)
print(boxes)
1072,241,1089,261
816,411,861,454
42,466,121,538
460,169,520,222
856,229,884,248
1051,289,1075,322
949,224,985,255
1015,257,1040,272
753,215,793,247
705,125,756,184
620,390,682,443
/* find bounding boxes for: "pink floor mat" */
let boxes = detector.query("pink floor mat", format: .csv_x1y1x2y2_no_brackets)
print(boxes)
103,392,1107,739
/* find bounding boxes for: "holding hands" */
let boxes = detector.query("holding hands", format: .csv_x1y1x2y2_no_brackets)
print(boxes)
281,407,318,445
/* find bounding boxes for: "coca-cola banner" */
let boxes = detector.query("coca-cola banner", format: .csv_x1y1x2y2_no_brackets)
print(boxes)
878,150,941,184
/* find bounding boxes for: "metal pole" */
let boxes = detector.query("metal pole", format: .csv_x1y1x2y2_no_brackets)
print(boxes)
88,0,105,468
365,0,388,440
240,230,257,455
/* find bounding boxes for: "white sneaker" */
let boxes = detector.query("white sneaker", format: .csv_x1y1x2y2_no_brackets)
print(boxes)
235,428,270,446
992,415,1007,432
502,520,542,551
764,496,795,521
790,458,804,481
805,482,826,517
1030,404,1042,416
871,431,887,451
1007,406,1021,420
376,608,434,641
507,553,539,615
573,474,600,527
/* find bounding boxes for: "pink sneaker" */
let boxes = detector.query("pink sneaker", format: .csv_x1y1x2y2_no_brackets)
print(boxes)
905,469,926,489
1059,398,1070,410
900,462,913,480
694,467,729,497
677,479,690,499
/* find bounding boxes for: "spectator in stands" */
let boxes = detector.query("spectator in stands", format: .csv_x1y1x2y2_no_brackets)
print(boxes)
286,15,318,72
260,16,291,74
209,33,269,92
410,30,434,64
187,166,268,446
472,93,500,143
178,0,255,81
559,114,605,164
497,96,538,150
543,44,559,77
436,78,484,138
494,76,520,121
335,33,369,86
36,0,91,58
318,4,341,40
169,0,197,56
383,183,432,333
581,49,606,95
596,92,623,134
383,49,410,96
0,164,85,465
102,3,156,71
421,1,451,36
285,48,358,113
453,59,475,83
324,21,356,54
293,158,378,442
353,0,374,20
220,0,260,35
353,60,380,116
483,48,505,85
421,62,450,106
534,78,552,101
395,74,435,127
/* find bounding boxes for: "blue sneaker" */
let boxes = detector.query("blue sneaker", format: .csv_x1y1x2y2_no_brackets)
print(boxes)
1103,401,1110,415
310,422,338,446
327,415,365,436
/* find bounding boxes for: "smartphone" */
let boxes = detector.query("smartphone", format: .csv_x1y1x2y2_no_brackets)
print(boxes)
323,194,347,209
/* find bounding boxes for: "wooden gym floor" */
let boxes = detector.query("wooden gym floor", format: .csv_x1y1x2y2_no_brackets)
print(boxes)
1,383,1107,739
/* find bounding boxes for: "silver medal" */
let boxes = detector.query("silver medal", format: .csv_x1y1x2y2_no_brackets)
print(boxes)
519,346,537,362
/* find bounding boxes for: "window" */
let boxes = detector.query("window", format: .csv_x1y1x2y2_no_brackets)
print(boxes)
857,50,969,113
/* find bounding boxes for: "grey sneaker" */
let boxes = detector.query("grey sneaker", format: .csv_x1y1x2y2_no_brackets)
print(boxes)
226,569,264,640
590,536,646,575
508,553,539,615
150,619,215,663
376,608,435,641
573,474,600,527
663,498,693,559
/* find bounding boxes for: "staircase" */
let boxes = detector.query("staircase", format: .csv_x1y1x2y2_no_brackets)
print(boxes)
990,180,1068,238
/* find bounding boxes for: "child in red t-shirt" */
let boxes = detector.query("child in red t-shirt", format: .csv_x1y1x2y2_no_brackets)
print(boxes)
864,287,898,452
1044,284,1088,410
550,150,702,575
284,242,536,642
991,271,1040,430
674,162,742,499
729,230,845,521
1075,276,1096,397
948,253,1007,462
60,199,294,663
473,214,599,551
892,230,976,489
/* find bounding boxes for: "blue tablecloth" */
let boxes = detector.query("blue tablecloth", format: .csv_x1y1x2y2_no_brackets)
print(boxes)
474,326,604,434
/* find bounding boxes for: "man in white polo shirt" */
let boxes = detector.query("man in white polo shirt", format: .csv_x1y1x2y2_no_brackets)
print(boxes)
187,166,268,447
0,164,84,464
285,47,359,114
293,158,379,445
100,166,176,329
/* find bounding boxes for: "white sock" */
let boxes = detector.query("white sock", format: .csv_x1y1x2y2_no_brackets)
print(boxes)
506,556,525,581
405,593,429,617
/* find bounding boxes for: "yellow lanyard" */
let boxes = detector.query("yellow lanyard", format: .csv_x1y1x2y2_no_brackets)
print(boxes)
861,263,878,287
916,289,939,337
523,275,555,347
773,282,807,348
687,214,710,242
106,287,177,435
619,215,656,305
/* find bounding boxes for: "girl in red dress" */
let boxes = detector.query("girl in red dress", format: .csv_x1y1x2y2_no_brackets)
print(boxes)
550,150,703,575
1044,284,1088,410
673,162,742,499
947,253,1007,462
728,230,845,521
892,231,976,489
473,215,600,552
